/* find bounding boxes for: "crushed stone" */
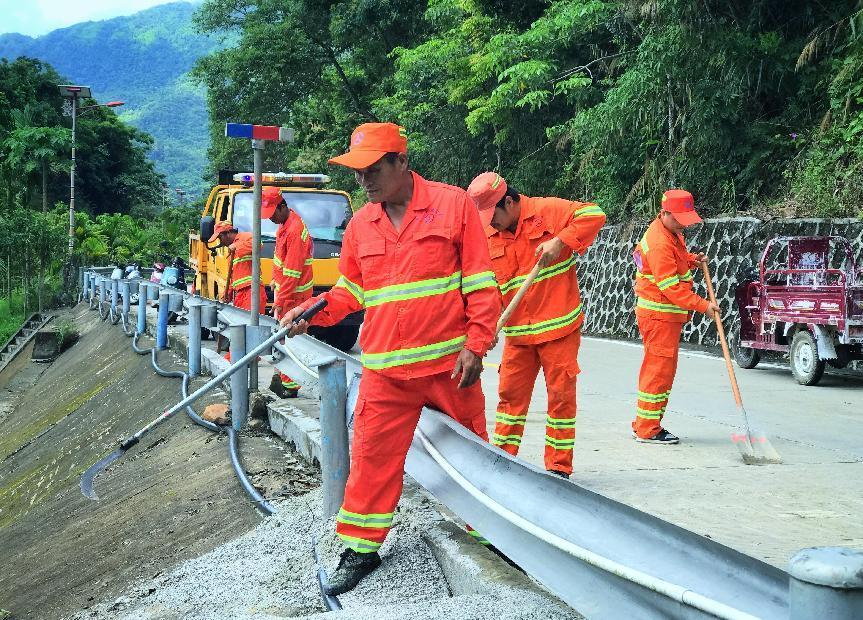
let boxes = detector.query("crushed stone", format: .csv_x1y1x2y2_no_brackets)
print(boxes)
66,486,579,620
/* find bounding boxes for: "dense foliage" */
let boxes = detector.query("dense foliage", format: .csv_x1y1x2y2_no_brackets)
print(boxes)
195,0,863,219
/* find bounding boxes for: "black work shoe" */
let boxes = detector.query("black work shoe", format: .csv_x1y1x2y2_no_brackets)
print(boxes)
324,549,382,596
548,470,570,479
634,429,679,445
268,375,298,399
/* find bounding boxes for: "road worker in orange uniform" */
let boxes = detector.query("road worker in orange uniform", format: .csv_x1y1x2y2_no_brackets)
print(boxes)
281,123,499,595
467,173,606,479
261,186,314,398
631,189,719,444
208,222,267,361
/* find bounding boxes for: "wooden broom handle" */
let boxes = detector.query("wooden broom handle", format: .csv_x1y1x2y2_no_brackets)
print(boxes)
496,262,542,335
701,262,743,407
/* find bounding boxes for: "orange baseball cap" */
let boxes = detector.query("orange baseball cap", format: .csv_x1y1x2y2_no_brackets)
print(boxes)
467,172,508,227
260,186,285,219
208,220,236,244
662,189,702,226
328,122,408,170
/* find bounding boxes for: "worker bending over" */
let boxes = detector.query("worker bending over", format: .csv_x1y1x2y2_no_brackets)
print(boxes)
262,186,314,398
467,173,605,478
282,123,499,595
631,189,719,444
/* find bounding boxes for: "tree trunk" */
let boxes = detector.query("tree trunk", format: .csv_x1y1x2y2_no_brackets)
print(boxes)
42,158,48,213
23,256,28,316
38,253,44,313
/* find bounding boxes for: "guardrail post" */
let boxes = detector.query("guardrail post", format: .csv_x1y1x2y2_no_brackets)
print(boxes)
319,358,349,518
137,283,148,335
110,278,119,314
187,302,201,377
156,291,170,350
789,547,863,619
82,270,89,299
229,324,249,431
88,274,96,301
121,281,131,317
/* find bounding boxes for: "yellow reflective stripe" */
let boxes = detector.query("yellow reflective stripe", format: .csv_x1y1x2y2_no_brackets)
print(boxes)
361,335,466,370
283,268,302,278
281,380,300,389
545,437,575,449
294,280,313,293
491,174,503,190
499,255,575,295
503,304,582,337
337,508,394,528
492,433,522,446
636,407,665,420
468,530,491,545
640,235,649,254
679,270,693,282
636,297,688,314
335,276,364,306
572,204,605,218
495,412,527,426
337,533,382,553
364,272,461,308
232,255,252,265
546,417,576,429
656,274,681,290
232,276,252,287
636,271,655,282
461,271,497,294
301,227,309,242
273,256,284,268
304,258,314,265
637,390,670,403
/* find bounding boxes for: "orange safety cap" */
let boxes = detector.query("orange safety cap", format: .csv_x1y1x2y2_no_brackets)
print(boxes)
661,189,702,226
467,172,507,227
328,122,408,170
261,186,285,219
208,220,236,244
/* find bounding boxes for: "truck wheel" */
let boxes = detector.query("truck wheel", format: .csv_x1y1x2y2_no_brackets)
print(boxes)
730,320,760,369
790,330,825,386
314,325,360,353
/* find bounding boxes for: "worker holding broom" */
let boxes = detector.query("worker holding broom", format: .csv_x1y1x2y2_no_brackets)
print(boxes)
280,123,500,594
631,189,719,444
467,173,605,479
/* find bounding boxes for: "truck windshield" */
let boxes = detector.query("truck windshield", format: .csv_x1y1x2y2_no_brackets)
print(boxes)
232,191,350,242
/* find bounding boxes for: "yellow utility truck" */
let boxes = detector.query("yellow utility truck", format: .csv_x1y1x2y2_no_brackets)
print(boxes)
189,171,362,351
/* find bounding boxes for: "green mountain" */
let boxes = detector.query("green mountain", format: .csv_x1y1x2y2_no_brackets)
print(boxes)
0,2,219,197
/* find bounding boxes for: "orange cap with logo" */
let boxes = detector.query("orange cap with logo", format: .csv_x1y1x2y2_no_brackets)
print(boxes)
260,186,285,220
467,172,508,227
328,122,408,170
662,189,702,226
208,220,236,244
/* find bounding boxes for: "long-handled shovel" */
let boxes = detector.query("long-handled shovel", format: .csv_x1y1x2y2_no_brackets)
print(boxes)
80,299,328,500
701,264,781,465
496,262,543,334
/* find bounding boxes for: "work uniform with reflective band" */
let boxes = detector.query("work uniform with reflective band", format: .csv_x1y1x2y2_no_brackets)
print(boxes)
631,217,709,438
297,172,499,553
272,209,314,391
488,196,605,475
223,232,267,362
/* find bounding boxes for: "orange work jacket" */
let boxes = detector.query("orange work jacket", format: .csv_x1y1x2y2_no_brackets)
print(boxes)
273,209,314,311
226,232,259,293
487,195,606,345
633,217,709,322
300,171,500,378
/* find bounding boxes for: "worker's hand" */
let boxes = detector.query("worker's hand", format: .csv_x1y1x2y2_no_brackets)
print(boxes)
693,252,708,266
706,302,720,318
279,306,309,338
221,291,232,303
452,349,482,389
271,305,283,320
535,237,565,268
490,334,499,350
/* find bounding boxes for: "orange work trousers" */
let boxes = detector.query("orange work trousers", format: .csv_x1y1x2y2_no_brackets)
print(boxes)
632,316,683,438
226,288,298,390
336,369,487,553
493,328,581,476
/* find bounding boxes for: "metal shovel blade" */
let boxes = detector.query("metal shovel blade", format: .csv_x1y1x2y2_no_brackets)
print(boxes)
79,447,126,500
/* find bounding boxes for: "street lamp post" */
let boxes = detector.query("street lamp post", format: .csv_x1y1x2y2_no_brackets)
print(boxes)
58,84,124,294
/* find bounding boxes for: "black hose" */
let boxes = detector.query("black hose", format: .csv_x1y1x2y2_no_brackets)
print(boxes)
132,332,153,355
312,536,344,611
98,301,109,321
120,312,135,336
227,427,277,515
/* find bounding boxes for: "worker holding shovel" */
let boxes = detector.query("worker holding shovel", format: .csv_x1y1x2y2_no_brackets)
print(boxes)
467,172,605,479
631,189,719,444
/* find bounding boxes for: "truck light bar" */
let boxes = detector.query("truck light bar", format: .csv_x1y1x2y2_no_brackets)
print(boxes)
224,123,295,142
232,172,331,185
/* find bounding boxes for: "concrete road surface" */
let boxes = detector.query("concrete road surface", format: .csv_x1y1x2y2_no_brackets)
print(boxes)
481,335,863,569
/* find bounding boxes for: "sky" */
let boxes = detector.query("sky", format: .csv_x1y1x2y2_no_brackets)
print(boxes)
0,0,197,37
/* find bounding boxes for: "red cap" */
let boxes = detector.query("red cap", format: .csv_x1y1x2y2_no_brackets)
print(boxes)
328,122,408,170
208,220,236,244
662,189,702,226
261,186,285,219
467,172,507,227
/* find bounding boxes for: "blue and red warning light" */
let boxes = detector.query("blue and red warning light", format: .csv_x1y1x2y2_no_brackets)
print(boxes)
224,123,294,142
